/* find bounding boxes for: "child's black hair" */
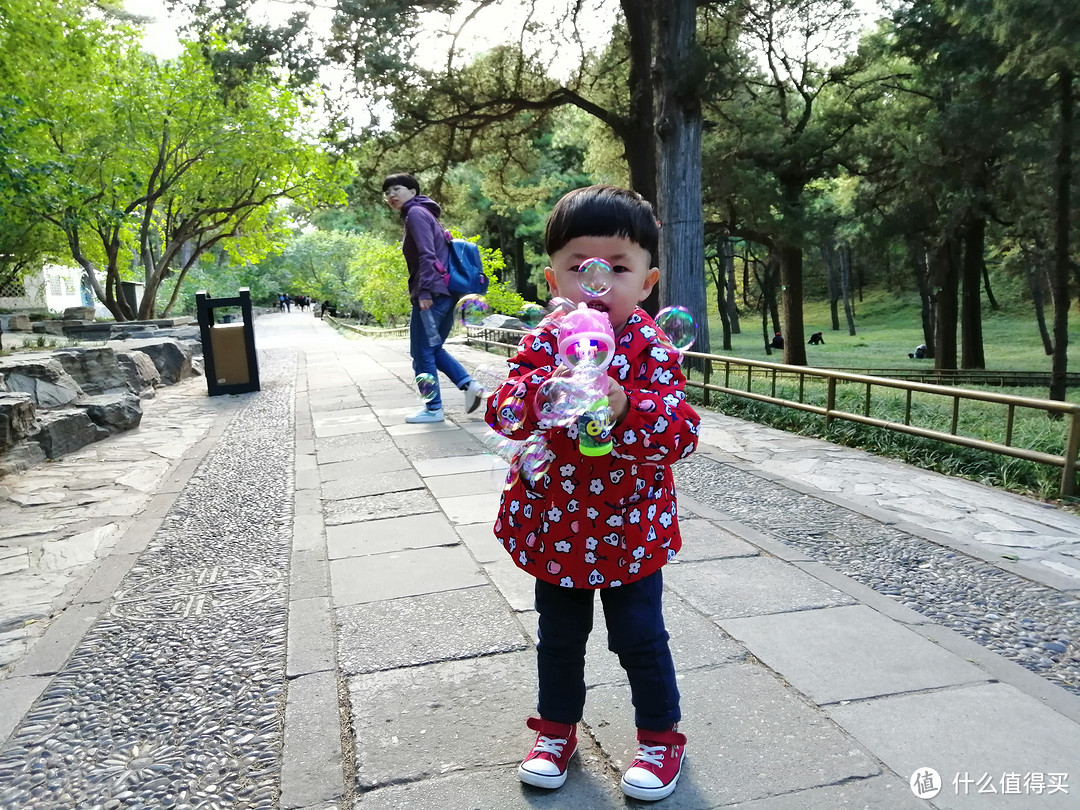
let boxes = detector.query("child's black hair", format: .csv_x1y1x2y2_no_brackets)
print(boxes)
544,185,659,266
382,173,421,193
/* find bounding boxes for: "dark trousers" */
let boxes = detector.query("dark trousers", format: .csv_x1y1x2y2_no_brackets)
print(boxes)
534,570,680,731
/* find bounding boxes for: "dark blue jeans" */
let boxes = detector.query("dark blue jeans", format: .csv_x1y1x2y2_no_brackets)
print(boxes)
534,570,680,731
409,295,471,412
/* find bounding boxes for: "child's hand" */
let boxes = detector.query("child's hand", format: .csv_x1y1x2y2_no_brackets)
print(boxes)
606,376,629,425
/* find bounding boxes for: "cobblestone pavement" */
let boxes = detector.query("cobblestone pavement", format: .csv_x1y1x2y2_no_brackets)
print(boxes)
0,312,1078,810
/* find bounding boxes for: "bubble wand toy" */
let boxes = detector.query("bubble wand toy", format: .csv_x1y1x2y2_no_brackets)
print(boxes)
556,302,617,457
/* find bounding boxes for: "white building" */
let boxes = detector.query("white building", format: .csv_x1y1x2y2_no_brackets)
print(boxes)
0,264,110,317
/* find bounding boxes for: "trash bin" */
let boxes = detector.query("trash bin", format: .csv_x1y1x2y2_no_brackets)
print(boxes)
196,288,261,396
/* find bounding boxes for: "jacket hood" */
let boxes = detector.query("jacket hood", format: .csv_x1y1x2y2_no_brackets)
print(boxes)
401,195,442,219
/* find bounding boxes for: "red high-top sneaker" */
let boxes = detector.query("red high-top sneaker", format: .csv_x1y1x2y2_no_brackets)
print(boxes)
620,726,687,801
517,717,578,789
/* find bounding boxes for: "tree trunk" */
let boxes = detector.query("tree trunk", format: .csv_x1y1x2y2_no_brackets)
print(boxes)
932,234,961,370
723,237,740,334
821,242,841,331
1050,67,1072,402
712,253,732,351
907,237,936,357
960,217,986,369
1027,265,1054,355
981,257,999,310
654,0,709,358
839,243,856,336
779,242,807,365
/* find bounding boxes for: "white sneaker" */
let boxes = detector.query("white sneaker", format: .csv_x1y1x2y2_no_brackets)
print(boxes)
463,381,485,414
405,408,445,424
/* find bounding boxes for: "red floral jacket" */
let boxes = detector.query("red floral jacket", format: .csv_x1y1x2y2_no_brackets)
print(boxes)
485,308,700,589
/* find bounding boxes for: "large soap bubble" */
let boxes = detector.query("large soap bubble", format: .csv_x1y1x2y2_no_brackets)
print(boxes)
578,257,614,298
415,373,437,402
457,294,490,326
518,302,546,328
655,305,697,351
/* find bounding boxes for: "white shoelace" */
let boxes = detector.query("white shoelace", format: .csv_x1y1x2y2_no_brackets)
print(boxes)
632,743,668,768
532,735,567,756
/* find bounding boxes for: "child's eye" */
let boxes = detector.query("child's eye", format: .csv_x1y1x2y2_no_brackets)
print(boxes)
612,265,631,273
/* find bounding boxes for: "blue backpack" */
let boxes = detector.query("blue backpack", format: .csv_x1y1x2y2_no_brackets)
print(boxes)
445,237,489,297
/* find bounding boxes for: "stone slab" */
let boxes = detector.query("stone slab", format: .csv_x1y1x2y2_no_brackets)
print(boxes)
665,556,855,619
425,470,505,499
323,490,439,526
353,765,624,809
286,596,335,678
346,652,537,789
673,517,761,562
438,492,501,526
827,682,1080,810
588,663,880,806
481,557,536,613
335,585,528,675
390,432,489,461
454,523,503,564
317,455,411,482
280,671,345,810
10,601,104,677
320,468,423,501
720,605,989,705
315,432,397,464
0,675,49,743
330,544,485,606
413,454,505,478
290,548,330,601
726,773,928,809
326,512,460,559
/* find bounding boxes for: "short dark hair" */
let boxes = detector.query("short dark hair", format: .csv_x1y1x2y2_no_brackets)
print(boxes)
382,173,420,193
544,185,659,266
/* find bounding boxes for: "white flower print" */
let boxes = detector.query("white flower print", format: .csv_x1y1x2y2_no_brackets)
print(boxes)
547,505,563,523
621,429,637,444
647,503,657,521
640,324,656,339
632,545,646,560
605,514,624,528
559,463,577,477
587,506,600,520
610,579,623,587
653,416,669,434
659,510,673,528
561,479,575,495
590,478,604,495
650,346,671,362
585,536,598,550
651,367,674,385
628,508,641,524
663,393,681,409
585,551,598,564
554,540,572,553
507,537,516,552
519,551,528,566
560,576,575,587
509,499,520,514
628,561,641,574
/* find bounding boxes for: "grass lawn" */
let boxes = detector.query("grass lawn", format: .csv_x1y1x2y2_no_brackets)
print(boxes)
707,290,1080,384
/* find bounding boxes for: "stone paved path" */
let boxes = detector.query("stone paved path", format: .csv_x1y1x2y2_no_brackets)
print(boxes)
0,311,1078,809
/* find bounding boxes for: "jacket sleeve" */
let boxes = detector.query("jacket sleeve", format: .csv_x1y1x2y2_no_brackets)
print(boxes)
406,209,447,302
484,328,561,440
610,344,700,466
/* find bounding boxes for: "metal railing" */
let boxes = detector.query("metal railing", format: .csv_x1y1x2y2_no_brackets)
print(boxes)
325,315,409,338
466,325,1080,498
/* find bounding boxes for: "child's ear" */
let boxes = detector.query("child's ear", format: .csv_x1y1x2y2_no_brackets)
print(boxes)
639,267,660,302
544,266,558,296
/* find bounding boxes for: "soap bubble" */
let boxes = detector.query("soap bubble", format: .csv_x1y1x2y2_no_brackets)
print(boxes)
562,337,613,370
518,303,546,328
534,376,583,426
655,305,697,351
519,434,551,483
458,294,490,326
415,373,437,402
578,257,614,298
495,393,526,432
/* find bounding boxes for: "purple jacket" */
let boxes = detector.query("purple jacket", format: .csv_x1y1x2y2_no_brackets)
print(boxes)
400,196,450,304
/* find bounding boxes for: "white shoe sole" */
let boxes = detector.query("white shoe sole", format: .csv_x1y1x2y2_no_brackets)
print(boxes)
620,755,685,801
517,747,576,789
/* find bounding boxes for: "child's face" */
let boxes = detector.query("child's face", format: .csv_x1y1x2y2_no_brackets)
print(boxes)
544,235,659,334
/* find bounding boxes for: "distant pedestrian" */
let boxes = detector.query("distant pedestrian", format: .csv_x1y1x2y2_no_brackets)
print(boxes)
770,331,784,349
383,172,484,423
808,331,824,345
486,185,700,802
909,343,927,359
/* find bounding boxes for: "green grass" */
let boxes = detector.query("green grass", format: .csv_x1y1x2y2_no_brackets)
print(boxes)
708,290,1080,376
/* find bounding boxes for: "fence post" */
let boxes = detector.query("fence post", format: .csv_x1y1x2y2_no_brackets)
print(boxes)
1062,409,1080,498
825,377,836,429
703,357,711,406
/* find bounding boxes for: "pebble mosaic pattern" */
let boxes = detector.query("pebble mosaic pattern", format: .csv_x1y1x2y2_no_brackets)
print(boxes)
0,351,296,810
675,456,1080,697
